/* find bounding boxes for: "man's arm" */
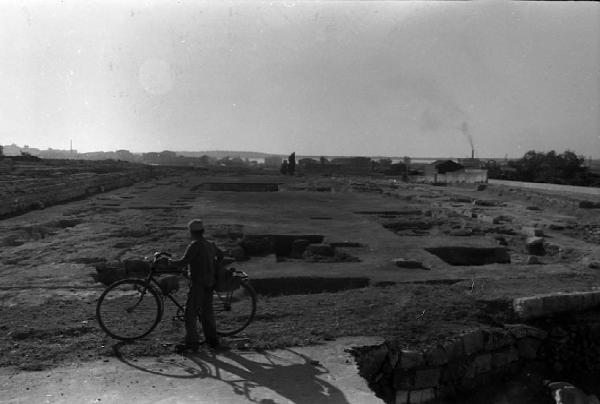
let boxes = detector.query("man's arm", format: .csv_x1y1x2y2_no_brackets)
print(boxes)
169,242,198,267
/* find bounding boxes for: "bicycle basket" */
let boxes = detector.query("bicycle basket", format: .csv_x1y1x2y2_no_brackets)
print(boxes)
159,275,180,294
215,267,241,292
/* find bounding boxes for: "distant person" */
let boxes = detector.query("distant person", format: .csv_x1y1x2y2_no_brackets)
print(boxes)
280,159,289,175
168,219,225,352
288,152,296,176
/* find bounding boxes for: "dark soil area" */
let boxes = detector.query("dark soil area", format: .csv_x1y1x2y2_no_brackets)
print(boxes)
0,283,487,371
3,272,598,373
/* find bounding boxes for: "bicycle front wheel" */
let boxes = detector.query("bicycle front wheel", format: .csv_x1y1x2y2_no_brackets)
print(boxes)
96,279,163,341
213,281,257,337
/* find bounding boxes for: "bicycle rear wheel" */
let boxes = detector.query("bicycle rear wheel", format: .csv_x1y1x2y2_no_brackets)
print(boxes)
213,281,257,336
96,279,163,341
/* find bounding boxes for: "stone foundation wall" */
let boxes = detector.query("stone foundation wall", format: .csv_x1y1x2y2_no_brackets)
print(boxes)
0,162,160,217
354,292,600,403
355,324,547,404
513,291,600,320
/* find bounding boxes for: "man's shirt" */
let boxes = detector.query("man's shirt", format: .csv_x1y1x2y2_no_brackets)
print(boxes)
173,238,223,287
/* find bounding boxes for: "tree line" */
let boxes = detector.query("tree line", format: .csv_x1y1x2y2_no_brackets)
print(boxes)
485,150,600,186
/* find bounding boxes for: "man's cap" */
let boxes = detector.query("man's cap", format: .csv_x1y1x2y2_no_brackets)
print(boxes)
187,219,204,231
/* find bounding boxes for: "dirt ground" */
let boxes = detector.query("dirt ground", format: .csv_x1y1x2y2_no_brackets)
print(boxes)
2,169,600,377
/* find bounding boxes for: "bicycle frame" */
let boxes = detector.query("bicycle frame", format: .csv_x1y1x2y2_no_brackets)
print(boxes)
142,252,251,322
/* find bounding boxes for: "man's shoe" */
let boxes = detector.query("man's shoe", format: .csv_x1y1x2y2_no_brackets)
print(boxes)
175,342,200,353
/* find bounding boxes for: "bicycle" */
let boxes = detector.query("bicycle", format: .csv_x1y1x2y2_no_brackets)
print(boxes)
96,252,257,341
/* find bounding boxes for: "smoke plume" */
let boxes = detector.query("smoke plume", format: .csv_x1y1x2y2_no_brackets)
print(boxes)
460,121,474,155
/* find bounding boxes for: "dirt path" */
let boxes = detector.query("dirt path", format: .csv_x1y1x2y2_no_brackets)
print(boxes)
0,337,384,404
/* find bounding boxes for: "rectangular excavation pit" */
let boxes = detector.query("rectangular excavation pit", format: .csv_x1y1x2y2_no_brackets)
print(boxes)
425,246,511,266
382,220,435,231
250,276,369,296
355,210,422,216
241,234,325,257
194,182,282,192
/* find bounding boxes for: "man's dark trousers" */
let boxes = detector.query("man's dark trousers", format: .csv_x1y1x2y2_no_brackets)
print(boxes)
184,282,217,345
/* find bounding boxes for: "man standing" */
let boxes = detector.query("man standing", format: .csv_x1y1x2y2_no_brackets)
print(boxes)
288,152,296,176
169,219,224,352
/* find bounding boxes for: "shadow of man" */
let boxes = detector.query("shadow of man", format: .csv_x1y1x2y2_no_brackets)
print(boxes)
112,341,353,404
186,348,351,404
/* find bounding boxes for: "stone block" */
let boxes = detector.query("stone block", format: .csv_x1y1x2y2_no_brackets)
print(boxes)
437,384,456,399
450,228,473,237
460,376,478,391
290,239,310,258
513,296,544,320
425,345,448,366
395,390,410,404
413,368,441,389
527,255,543,265
410,388,436,403
393,369,413,390
465,354,492,378
549,326,569,341
442,339,465,362
541,294,570,314
462,330,484,356
399,350,424,370
504,324,548,340
521,226,544,237
526,236,546,255
492,348,516,368
357,345,388,380
388,348,399,369
483,329,514,351
441,361,466,383
517,338,541,360
305,243,335,257
507,346,520,363
544,242,561,255
393,258,428,270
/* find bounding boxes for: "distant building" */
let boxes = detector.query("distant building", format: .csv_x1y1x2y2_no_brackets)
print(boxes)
422,159,487,184
457,158,483,169
330,156,372,167
425,160,464,176
264,155,283,168
115,149,135,162
298,158,319,167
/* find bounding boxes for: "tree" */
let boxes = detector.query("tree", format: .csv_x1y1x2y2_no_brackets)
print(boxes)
501,150,589,185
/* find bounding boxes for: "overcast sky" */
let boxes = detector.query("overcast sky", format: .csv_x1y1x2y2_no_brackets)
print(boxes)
1,1,599,157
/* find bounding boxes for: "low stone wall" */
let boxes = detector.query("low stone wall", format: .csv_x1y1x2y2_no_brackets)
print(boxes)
513,291,600,320
196,182,282,192
0,164,159,217
354,291,600,403
355,325,547,403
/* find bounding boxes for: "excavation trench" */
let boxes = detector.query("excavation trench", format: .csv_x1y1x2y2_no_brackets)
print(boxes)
425,246,511,266
241,234,325,257
352,300,600,404
193,182,282,192
249,276,369,296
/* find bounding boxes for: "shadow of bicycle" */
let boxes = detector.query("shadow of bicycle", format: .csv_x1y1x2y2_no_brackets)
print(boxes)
112,341,352,404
